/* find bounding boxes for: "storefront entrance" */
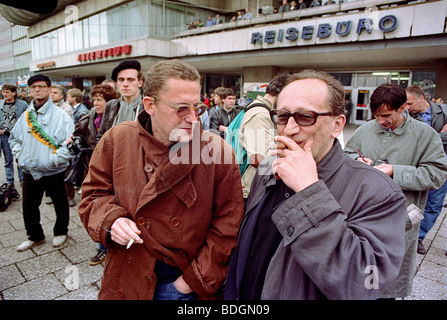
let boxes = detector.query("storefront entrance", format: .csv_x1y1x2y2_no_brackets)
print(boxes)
345,87,377,125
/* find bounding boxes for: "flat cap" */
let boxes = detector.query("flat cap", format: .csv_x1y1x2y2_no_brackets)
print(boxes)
28,74,51,86
111,59,141,81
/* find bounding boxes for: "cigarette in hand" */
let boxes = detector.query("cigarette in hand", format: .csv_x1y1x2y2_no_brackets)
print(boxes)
126,238,135,250
275,142,286,150
269,142,286,150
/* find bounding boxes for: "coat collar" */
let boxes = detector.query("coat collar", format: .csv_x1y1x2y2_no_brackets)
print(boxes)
374,109,410,136
30,98,53,115
135,111,203,211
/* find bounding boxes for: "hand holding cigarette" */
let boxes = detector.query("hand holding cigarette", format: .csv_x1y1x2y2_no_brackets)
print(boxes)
110,217,143,248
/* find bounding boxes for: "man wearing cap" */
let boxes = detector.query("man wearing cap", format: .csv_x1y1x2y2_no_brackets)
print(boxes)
9,74,75,251
98,59,144,139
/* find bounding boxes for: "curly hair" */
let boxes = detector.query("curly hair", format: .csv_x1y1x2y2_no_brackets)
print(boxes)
92,84,119,102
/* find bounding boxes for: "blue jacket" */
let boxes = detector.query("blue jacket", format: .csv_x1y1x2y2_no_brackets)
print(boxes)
0,98,28,132
9,99,74,180
73,103,89,124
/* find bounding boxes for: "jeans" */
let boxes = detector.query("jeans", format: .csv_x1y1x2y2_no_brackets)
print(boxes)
0,134,22,185
153,282,197,300
22,172,69,242
419,180,447,241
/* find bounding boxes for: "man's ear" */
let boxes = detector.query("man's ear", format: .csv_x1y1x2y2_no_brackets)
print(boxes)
143,96,155,115
331,114,346,139
398,104,406,114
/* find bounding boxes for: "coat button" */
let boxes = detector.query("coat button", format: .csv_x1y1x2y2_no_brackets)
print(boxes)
137,217,145,225
117,290,125,298
144,164,154,172
287,226,294,237
170,217,180,227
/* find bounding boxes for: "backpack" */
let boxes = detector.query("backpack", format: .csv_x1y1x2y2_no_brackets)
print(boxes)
0,183,12,211
225,102,270,176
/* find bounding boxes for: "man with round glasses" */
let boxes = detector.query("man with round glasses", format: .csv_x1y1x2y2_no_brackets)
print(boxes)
225,69,407,300
79,59,243,300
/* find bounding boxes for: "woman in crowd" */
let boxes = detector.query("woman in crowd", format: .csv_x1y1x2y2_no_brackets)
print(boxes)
67,83,118,265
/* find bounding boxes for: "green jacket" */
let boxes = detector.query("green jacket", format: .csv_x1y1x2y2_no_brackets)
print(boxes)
345,113,447,298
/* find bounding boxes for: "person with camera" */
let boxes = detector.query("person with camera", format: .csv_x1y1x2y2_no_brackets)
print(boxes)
66,84,118,266
0,83,28,197
344,83,447,299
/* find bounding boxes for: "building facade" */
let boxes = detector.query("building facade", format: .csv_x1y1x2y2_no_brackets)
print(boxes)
0,14,32,87
1,0,446,124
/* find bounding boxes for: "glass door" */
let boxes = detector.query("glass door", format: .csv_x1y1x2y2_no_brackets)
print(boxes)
352,87,375,125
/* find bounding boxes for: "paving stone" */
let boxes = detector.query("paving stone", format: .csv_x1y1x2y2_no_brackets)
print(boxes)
16,251,71,281
2,274,68,300
0,264,26,291
0,246,35,268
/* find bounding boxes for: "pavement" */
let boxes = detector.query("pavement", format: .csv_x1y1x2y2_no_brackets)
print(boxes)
0,123,446,300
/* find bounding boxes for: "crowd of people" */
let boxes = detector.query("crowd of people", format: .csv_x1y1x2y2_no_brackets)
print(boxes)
1,57,447,300
188,0,339,29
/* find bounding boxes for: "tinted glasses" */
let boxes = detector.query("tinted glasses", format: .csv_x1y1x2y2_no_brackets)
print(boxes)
269,109,335,126
154,95,207,118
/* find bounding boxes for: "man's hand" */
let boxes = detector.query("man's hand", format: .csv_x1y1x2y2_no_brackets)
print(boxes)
110,217,143,246
375,163,393,177
174,275,193,294
356,156,373,165
269,136,319,193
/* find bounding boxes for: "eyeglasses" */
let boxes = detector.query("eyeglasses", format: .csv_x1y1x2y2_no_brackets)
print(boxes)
154,95,207,118
269,109,335,126
30,85,48,90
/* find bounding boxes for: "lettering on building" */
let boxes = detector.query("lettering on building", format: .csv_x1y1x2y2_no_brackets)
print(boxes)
250,15,398,44
77,44,132,62
37,61,56,69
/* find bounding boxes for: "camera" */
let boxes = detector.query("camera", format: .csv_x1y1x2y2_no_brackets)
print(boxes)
371,158,388,166
66,140,80,154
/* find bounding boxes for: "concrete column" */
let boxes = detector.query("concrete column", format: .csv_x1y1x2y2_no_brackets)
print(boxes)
92,76,105,86
71,78,83,90
435,59,447,100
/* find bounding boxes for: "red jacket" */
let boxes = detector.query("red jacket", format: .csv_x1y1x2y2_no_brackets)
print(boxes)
78,112,244,299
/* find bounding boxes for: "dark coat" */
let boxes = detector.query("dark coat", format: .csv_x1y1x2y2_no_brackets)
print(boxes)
225,140,407,300
410,102,447,154
209,106,241,138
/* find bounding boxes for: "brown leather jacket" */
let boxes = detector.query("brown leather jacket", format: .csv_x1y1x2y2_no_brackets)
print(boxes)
78,112,244,299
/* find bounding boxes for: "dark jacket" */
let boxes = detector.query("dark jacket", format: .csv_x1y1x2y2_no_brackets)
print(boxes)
79,111,244,299
210,106,241,138
97,98,144,141
410,101,447,154
0,98,28,133
225,140,407,300
71,108,101,176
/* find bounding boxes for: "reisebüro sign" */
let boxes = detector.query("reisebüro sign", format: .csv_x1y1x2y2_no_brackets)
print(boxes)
251,15,398,44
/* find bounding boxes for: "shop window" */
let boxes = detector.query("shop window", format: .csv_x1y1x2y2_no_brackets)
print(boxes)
412,70,437,100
